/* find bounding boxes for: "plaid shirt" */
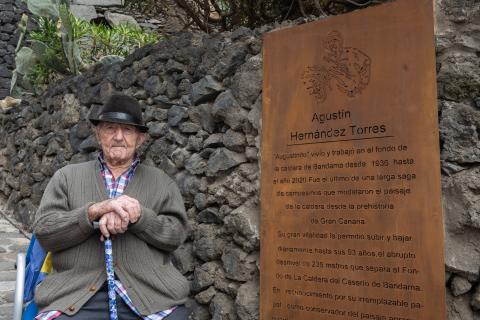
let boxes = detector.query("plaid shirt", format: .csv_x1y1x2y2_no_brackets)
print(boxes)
35,154,176,320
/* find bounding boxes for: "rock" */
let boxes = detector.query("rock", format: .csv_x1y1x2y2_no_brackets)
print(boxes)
444,176,480,281
191,75,223,105
178,78,192,96
149,107,169,122
193,224,226,262
153,95,175,109
194,193,208,210
451,276,472,296
144,76,165,97
211,42,248,80
438,55,480,102
168,105,188,127
223,130,246,152
148,137,174,160
446,272,453,284
179,122,201,134
147,122,169,138
166,59,186,74
209,292,237,320
442,161,466,175
213,267,239,297
212,90,247,130
188,104,216,133
5,174,18,190
185,153,207,175
248,95,261,130
76,121,91,139
472,285,480,310
13,198,36,227
172,242,195,274
157,156,177,176
224,203,260,252
195,33,226,78
0,65,10,78
197,207,223,224
231,27,253,41
440,101,480,164
195,286,217,305
170,148,188,169
188,300,211,320
235,280,259,320
230,54,262,109
79,135,98,152
69,4,97,21
203,134,223,148
165,80,178,99
45,139,61,156
187,135,203,152
105,12,139,28
245,147,258,161
116,67,136,89
19,173,32,197
446,290,476,320
192,261,222,292
221,246,257,282
207,148,247,176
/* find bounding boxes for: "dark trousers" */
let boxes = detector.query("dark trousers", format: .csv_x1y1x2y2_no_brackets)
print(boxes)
55,286,189,320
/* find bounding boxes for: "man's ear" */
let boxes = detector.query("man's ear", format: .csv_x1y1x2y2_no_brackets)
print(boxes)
136,133,146,147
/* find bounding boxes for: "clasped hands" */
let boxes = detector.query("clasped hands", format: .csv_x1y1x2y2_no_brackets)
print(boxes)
88,195,141,240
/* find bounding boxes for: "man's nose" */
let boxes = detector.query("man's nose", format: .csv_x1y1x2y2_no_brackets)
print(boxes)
113,127,124,140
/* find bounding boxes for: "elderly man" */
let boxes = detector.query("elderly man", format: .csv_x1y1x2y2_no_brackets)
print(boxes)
33,94,190,319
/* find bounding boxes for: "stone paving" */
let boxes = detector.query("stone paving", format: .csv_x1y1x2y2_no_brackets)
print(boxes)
0,212,30,320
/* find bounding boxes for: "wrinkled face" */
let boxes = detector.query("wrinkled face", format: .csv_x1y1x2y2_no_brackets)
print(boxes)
95,122,145,167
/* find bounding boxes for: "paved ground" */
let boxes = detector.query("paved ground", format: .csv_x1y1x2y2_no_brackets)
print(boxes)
0,211,30,320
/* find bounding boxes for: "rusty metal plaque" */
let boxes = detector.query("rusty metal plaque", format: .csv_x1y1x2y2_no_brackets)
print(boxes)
260,1,445,319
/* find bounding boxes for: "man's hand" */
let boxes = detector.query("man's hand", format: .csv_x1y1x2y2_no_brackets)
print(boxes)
88,195,141,226
98,212,127,239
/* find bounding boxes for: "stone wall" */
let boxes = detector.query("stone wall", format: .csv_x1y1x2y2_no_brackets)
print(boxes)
0,28,264,319
0,0,26,99
436,0,480,319
0,0,480,319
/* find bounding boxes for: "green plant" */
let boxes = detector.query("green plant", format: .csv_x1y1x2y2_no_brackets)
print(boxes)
84,23,159,60
11,0,159,96
128,0,386,32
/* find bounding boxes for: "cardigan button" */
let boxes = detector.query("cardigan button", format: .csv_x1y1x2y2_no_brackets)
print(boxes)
68,306,76,312
89,286,96,292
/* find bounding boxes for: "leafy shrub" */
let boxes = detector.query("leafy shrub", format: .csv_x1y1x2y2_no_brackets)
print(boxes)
11,0,159,96
125,0,387,32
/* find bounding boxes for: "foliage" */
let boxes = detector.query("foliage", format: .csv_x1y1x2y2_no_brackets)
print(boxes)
126,0,389,32
11,0,159,96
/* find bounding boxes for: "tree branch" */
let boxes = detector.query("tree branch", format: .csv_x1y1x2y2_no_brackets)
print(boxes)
297,0,306,17
313,0,328,16
173,0,210,32
283,0,296,20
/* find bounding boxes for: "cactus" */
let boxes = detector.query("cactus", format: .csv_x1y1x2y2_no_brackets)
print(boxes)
10,47,36,95
58,4,81,75
27,0,60,18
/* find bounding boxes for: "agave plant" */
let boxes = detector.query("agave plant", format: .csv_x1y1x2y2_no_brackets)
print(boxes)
10,0,160,96
11,0,86,95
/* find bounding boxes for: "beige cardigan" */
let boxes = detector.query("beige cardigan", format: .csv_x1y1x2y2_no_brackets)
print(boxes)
33,160,189,316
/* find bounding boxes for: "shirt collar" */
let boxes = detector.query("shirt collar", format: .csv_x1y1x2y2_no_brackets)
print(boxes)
97,152,141,174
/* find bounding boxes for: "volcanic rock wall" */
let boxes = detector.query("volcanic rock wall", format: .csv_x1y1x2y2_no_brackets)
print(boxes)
0,0,26,99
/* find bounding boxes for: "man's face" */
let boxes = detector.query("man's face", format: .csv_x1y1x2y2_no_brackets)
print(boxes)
95,122,145,167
